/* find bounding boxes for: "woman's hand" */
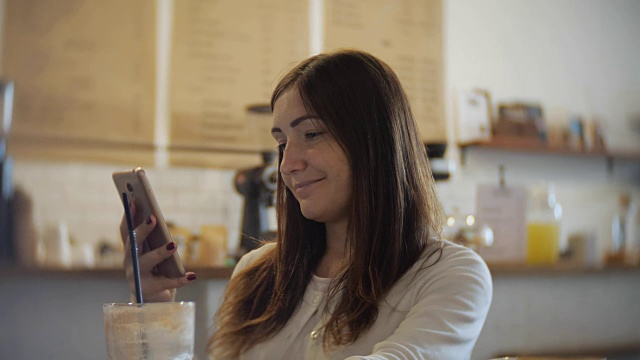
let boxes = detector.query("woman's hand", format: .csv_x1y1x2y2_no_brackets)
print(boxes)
120,202,196,302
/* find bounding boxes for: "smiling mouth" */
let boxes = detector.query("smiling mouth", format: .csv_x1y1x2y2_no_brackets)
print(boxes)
293,178,324,192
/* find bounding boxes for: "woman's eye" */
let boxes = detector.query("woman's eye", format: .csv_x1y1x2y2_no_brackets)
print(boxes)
305,131,325,140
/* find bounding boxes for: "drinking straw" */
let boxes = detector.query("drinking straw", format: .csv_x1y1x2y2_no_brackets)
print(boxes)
122,193,144,304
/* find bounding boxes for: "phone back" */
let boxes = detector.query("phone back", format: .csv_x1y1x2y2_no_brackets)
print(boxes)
113,168,185,278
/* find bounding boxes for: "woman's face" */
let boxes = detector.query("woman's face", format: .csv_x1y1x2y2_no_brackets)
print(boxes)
271,88,352,226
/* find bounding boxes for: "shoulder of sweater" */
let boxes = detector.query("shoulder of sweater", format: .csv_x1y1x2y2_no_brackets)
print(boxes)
438,240,490,271
407,239,492,287
231,242,276,277
381,240,492,308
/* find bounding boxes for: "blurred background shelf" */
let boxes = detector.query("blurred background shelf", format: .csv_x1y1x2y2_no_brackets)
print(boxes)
486,262,640,276
458,137,640,170
0,265,235,279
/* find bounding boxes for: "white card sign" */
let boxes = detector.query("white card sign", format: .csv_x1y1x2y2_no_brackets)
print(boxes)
475,184,527,263
456,90,491,144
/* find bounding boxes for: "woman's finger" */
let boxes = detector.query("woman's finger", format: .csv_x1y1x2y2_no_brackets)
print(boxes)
135,273,197,298
138,240,178,273
122,212,155,268
132,214,156,251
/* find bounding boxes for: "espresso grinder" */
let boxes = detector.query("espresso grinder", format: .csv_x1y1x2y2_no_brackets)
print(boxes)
0,81,15,263
425,143,452,181
234,105,278,256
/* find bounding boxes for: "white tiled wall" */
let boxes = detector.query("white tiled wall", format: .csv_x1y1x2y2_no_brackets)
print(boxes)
13,151,639,268
13,160,244,257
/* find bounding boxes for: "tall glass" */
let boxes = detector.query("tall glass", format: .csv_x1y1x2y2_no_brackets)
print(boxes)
103,302,195,360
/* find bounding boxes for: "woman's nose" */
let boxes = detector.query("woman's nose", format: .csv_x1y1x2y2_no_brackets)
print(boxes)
279,143,306,175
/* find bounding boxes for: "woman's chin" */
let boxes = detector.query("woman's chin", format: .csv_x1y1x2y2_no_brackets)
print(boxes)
300,209,320,222
299,206,325,223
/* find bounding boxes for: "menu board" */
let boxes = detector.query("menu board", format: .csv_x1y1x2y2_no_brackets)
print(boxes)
2,0,157,160
324,0,445,143
1,0,445,167
169,0,308,157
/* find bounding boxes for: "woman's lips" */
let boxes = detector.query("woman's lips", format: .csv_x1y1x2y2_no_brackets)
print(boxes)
293,178,324,197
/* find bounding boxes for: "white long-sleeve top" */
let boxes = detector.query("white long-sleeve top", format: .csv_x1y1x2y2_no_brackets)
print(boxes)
229,240,492,360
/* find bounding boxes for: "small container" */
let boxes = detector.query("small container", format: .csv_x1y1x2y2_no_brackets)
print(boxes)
608,193,638,265
444,210,494,251
198,225,228,267
167,223,192,265
41,221,72,268
526,183,562,265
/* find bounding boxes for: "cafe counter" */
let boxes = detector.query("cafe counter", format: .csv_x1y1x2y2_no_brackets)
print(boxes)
1,263,639,360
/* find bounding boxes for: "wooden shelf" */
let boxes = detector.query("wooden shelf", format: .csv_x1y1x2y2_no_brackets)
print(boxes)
466,138,607,157
487,262,640,276
0,265,235,280
458,137,640,168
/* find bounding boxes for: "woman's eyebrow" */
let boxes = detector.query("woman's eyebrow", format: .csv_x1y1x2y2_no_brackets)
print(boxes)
271,115,320,134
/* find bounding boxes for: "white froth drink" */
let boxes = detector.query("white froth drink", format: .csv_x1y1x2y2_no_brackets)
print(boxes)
103,302,195,360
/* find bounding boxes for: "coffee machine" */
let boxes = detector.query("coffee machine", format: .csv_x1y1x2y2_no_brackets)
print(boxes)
0,81,15,263
235,104,278,256
425,143,452,181
235,151,278,255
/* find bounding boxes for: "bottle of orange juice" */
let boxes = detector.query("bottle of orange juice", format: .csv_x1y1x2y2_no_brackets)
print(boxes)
526,183,562,265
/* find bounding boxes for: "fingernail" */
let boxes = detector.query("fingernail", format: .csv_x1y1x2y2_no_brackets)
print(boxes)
146,216,152,225
187,273,196,281
166,242,175,250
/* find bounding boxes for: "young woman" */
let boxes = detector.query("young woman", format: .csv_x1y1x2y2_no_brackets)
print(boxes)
122,49,492,359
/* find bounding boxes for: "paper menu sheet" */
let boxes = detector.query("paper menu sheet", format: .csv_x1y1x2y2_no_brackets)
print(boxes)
169,0,309,153
2,0,156,145
323,0,445,143
476,184,527,263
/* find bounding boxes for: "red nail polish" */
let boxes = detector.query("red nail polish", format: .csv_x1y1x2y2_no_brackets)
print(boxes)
146,216,152,225
166,242,175,250
187,273,196,281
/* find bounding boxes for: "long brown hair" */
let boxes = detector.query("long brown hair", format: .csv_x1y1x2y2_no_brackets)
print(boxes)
208,49,444,358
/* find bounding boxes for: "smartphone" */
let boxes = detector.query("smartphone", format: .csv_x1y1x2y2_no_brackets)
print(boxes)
112,167,186,278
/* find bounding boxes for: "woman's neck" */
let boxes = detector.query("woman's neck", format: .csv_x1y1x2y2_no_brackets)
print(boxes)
315,220,348,278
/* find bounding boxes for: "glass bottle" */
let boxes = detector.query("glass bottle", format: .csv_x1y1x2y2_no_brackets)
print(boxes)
608,193,638,265
633,201,640,265
526,183,562,265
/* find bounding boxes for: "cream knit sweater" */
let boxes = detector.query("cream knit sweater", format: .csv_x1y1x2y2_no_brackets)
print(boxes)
227,240,492,360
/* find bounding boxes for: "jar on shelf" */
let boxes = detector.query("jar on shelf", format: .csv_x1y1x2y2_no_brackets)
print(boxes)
443,207,494,251
526,183,563,265
607,193,638,265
